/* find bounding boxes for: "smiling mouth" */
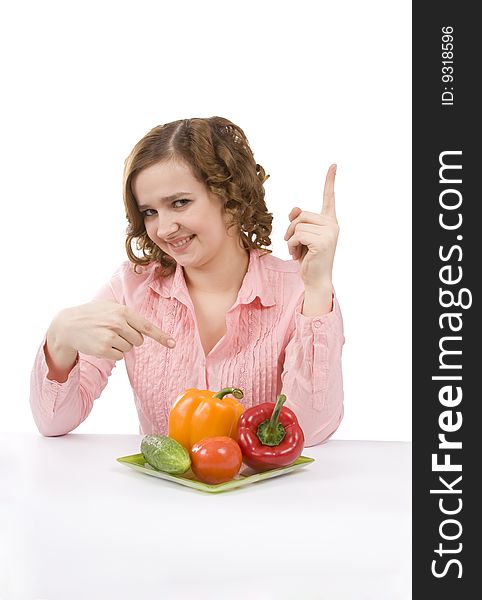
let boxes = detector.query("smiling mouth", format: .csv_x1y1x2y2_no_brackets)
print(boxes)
167,235,195,248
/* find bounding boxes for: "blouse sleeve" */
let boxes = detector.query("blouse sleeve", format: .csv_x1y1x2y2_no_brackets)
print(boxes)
29,281,119,437
280,293,345,447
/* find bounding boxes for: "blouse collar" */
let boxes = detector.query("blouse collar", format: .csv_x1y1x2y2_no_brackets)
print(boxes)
147,248,276,309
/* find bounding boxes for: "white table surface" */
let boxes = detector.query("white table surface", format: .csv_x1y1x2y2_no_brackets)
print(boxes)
0,434,411,600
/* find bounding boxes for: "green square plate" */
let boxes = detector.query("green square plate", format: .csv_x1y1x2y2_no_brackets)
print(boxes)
116,453,314,493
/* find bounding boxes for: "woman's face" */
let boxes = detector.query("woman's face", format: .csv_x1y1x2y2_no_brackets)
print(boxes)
133,159,237,267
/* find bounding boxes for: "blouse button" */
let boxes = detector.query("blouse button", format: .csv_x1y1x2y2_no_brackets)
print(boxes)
313,320,322,328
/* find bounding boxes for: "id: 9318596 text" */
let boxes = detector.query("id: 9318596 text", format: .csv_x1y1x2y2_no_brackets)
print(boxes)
441,26,454,106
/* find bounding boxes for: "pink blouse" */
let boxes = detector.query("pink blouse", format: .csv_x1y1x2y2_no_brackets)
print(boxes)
30,249,345,447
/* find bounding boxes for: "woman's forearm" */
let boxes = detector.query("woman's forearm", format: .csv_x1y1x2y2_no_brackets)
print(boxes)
301,283,334,317
45,321,78,383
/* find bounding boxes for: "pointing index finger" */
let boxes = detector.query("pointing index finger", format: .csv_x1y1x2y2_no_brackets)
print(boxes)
322,163,337,218
126,308,176,348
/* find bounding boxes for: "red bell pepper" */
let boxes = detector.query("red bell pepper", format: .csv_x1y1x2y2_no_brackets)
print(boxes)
237,394,304,471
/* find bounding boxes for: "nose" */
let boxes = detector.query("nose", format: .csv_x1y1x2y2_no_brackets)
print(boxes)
156,214,180,240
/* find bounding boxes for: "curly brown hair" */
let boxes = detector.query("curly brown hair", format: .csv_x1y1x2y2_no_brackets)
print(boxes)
123,116,273,276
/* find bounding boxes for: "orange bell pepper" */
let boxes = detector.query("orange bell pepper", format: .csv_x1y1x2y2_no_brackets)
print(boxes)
168,387,245,450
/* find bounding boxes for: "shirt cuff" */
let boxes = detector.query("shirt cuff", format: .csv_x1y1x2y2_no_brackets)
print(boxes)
294,293,339,334
40,339,80,414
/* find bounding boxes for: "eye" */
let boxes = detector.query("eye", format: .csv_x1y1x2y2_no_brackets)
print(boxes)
141,199,190,217
172,198,191,208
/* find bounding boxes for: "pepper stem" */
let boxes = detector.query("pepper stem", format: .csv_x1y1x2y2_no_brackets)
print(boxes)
213,387,244,400
256,394,287,446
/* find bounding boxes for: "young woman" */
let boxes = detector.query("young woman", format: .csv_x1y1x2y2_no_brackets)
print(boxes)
30,116,344,446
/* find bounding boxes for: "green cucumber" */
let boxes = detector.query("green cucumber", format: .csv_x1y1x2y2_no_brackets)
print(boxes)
141,435,191,474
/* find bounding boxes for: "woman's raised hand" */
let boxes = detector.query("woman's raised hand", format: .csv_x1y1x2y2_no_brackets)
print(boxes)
284,164,339,291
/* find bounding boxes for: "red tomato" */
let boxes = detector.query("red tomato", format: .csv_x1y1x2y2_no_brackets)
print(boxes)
190,436,243,484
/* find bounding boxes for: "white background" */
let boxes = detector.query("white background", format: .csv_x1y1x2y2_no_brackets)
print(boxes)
0,0,411,441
